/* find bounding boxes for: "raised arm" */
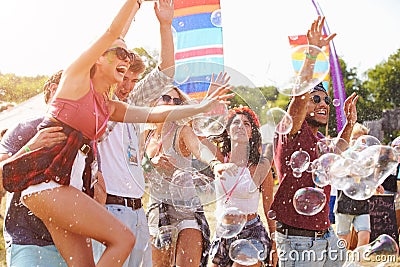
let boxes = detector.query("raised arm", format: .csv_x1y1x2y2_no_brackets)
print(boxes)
155,0,175,77
288,16,336,136
58,0,140,97
111,83,233,123
179,126,218,165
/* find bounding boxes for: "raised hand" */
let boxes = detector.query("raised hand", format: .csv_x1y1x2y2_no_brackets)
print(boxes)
155,0,174,26
307,16,336,50
343,92,359,125
206,72,231,97
200,83,234,113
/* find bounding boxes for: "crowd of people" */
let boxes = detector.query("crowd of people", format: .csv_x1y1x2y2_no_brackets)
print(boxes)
0,1,399,267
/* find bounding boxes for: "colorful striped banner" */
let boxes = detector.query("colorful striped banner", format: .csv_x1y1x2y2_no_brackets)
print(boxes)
173,0,224,98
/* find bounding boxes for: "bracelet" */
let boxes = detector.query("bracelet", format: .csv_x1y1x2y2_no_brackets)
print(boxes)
305,52,318,60
209,159,222,171
137,0,142,8
23,145,31,152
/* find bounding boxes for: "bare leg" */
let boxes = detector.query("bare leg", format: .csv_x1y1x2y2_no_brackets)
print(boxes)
175,228,202,267
357,230,370,247
152,243,174,267
338,234,351,249
23,186,135,267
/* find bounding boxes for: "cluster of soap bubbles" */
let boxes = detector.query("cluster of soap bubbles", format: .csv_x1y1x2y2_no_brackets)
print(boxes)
313,135,398,200
282,134,399,216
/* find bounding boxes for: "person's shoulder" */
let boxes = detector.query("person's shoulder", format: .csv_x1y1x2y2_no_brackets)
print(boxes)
4,116,42,137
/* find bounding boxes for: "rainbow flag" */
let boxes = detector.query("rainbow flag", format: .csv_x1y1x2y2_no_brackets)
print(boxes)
288,35,330,90
173,0,224,99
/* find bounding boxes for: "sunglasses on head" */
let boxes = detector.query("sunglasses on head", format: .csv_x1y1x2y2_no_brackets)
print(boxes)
104,47,134,62
311,94,331,105
161,95,183,105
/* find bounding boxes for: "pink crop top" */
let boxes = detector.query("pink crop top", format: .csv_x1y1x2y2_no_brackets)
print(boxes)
47,82,110,140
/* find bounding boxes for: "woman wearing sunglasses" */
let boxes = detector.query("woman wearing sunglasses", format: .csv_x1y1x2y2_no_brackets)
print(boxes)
144,78,231,267
0,0,232,266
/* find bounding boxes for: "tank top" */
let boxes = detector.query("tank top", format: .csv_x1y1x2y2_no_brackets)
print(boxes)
47,81,110,140
215,167,260,215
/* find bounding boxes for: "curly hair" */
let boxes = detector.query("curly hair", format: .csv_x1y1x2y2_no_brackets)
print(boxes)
211,106,262,165
43,70,63,104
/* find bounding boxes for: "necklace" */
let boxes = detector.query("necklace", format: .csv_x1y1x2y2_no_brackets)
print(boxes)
220,166,247,204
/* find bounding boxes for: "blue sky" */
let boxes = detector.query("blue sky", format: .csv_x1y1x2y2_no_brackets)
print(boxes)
0,0,399,86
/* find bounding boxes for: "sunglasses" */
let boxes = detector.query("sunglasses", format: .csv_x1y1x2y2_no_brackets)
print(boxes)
311,94,332,105
161,95,183,105
103,47,134,62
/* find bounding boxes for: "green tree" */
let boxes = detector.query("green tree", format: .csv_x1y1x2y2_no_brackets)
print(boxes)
363,48,400,111
0,73,48,104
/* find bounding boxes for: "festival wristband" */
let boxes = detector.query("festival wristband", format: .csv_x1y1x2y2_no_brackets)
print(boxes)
305,52,318,60
209,159,222,171
23,145,31,153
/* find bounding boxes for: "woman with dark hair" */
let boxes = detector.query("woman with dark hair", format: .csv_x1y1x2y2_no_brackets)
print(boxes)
209,106,274,267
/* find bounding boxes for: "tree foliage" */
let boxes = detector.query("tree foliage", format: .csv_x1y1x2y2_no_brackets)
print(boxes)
0,73,48,104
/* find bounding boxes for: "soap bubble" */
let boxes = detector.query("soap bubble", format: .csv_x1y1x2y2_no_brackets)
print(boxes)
169,170,201,212
275,45,329,96
289,150,310,173
265,107,293,135
192,102,228,137
215,207,247,238
293,187,326,216
228,239,259,266
210,9,222,27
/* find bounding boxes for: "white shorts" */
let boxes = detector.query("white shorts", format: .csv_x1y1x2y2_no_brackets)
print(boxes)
21,151,87,198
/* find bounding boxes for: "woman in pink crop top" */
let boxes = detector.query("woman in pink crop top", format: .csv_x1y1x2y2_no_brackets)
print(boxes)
0,0,233,266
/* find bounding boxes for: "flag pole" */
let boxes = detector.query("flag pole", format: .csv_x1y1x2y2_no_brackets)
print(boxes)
311,0,347,133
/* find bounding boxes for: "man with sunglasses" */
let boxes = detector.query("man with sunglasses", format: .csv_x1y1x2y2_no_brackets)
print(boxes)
271,16,359,266
91,1,175,266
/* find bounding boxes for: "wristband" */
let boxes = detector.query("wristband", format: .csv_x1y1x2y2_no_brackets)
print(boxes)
23,145,31,152
305,52,318,60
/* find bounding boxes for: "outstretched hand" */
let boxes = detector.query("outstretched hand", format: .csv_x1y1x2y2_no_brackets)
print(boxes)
307,16,336,50
206,72,231,97
343,92,359,125
201,83,234,113
154,0,174,25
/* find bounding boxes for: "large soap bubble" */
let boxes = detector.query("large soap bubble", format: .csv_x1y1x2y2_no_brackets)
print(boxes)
215,207,247,238
169,170,201,212
192,102,228,137
289,150,310,174
228,239,260,266
265,107,293,135
293,187,326,216
275,45,330,96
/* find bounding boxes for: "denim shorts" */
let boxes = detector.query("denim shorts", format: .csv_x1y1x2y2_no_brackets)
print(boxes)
335,213,371,235
92,206,152,267
7,244,67,267
275,226,347,267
